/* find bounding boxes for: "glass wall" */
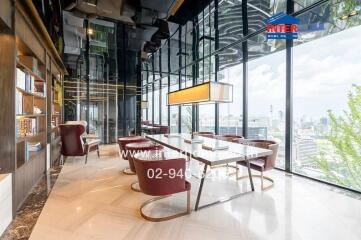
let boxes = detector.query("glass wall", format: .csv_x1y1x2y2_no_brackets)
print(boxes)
218,59,243,135
147,83,153,123
141,0,361,192
161,77,168,125
248,42,286,168
153,83,160,124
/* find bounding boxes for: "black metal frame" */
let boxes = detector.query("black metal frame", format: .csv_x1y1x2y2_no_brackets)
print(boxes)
85,19,90,133
139,0,361,194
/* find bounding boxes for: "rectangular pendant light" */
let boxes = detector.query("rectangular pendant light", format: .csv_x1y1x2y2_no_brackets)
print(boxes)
167,82,233,105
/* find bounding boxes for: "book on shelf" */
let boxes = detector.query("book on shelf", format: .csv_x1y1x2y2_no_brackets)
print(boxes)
16,68,26,89
16,67,35,92
18,118,38,137
16,91,23,115
52,116,60,127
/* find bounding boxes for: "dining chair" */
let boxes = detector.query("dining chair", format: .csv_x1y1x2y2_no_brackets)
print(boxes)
193,132,214,138
214,134,244,142
234,139,279,190
133,150,191,222
125,141,164,192
159,126,170,134
59,124,101,164
118,136,148,175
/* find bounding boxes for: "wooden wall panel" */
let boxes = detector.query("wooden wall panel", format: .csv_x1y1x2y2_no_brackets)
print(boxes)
0,0,12,29
0,33,16,174
14,150,45,209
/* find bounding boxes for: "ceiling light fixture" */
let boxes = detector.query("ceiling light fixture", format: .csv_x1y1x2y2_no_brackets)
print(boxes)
87,28,94,35
167,82,233,105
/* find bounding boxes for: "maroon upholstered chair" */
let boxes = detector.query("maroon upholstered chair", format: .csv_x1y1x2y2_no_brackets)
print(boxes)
159,126,169,134
235,139,279,190
118,136,148,175
193,132,214,138
125,141,164,192
214,134,244,142
133,150,191,222
59,124,101,164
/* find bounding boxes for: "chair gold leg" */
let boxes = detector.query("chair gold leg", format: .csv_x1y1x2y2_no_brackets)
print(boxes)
131,181,141,192
140,190,191,222
187,189,191,213
236,174,274,191
122,167,136,175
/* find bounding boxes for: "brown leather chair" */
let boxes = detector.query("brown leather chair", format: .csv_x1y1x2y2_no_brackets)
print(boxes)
125,141,164,192
59,124,101,164
235,139,279,190
118,136,148,175
193,132,214,138
133,150,191,222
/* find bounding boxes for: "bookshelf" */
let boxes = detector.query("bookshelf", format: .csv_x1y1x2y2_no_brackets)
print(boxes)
50,70,63,165
15,55,47,169
0,0,67,213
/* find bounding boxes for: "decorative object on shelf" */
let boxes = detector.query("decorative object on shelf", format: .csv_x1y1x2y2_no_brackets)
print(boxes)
167,82,233,105
33,106,42,114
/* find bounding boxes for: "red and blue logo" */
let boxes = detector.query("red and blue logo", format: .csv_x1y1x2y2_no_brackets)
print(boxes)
266,12,299,40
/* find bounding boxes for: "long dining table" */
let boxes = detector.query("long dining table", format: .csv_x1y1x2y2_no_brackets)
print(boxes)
146,133,273,211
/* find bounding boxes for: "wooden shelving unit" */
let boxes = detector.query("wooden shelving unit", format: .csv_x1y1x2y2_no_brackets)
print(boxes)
0,0,67,213
49,71,63,165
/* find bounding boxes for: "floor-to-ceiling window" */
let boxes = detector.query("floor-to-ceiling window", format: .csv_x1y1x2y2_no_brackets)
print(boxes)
218,43,244,136
139,0,361,193
180,22,193,133
161,77,168,125
198,4,216,133
292,1,361,191
248,33,286,169
147,83,153,123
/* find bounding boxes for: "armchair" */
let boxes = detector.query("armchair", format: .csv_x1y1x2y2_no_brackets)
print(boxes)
235,139,279,190
59,124,101,164
133,150,191,222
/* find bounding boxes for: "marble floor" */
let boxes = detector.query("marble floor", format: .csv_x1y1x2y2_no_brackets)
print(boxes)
1,165,62,240
28,145,361,240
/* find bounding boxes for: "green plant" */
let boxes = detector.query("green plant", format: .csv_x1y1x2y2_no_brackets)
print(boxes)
314,84,361,190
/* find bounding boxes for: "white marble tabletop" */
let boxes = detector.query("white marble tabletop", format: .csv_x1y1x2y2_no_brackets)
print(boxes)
146,133,272,166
